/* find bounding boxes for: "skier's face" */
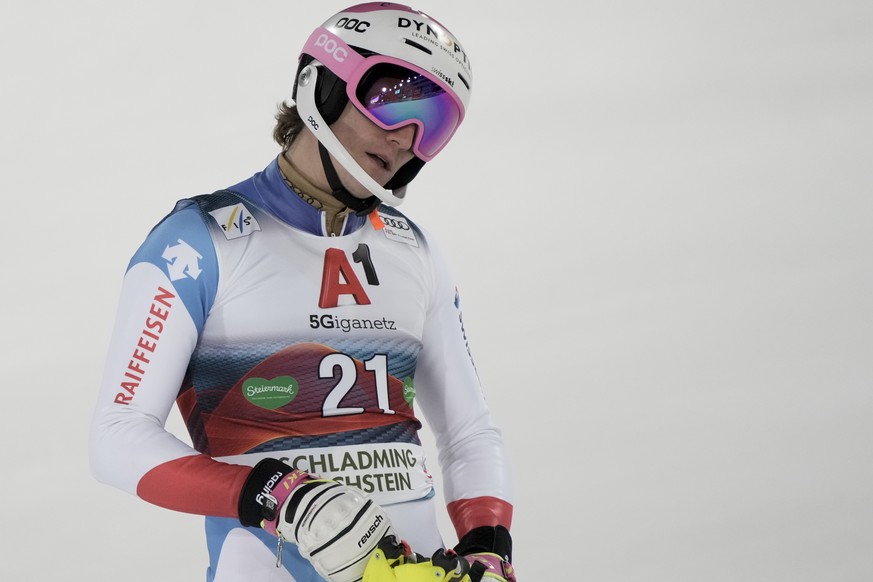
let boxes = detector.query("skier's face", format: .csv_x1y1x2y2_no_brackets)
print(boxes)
329,102,417,199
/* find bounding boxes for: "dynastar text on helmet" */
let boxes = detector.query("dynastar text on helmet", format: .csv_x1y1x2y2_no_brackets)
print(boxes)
328,15,470,68
397,18,469,67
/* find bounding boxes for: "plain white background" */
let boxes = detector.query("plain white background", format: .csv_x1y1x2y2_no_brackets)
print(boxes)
2,1,872,580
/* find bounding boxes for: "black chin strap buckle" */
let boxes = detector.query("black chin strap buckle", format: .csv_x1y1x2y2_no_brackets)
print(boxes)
332,188,380,215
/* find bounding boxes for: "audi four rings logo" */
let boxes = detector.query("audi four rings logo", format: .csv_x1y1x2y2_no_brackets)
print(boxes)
382,217,410,230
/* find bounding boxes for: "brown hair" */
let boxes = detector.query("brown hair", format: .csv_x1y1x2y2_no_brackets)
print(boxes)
273,101,305,150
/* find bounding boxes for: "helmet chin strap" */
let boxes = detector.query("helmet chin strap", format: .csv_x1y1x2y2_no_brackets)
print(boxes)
295,62,407,209
317,142,380,215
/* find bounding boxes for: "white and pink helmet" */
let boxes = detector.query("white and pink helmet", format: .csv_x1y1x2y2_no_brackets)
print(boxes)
292,2,473,206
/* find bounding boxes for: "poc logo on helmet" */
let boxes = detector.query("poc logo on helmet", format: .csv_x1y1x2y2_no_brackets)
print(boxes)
335,17,370,32
314,34,348,62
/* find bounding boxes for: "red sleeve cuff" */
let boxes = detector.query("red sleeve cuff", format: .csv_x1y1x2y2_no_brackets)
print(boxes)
447,496,513,539
137,454,252,517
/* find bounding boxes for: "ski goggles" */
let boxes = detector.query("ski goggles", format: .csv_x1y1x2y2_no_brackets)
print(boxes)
303,28,465,161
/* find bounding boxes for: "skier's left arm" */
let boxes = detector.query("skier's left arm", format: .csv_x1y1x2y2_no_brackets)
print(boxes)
412,233,516,580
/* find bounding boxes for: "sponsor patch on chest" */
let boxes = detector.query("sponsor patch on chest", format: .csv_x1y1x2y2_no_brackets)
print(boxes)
378,213,418,247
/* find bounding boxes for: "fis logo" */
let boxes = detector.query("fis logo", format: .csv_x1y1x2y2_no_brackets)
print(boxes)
209,203,261,240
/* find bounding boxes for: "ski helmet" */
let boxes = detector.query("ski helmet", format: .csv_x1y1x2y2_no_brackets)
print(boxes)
292,2,473,207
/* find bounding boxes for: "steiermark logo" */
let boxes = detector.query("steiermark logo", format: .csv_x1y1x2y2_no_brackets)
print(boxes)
243,376,299,410
403,377,415,407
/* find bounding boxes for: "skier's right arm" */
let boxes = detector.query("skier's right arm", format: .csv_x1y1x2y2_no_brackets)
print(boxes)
88,201,250,518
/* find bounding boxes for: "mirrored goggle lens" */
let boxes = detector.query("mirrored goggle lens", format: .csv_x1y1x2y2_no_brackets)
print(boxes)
355,63,461,159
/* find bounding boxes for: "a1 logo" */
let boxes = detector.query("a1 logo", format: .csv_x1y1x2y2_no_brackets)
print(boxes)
243,376,299,410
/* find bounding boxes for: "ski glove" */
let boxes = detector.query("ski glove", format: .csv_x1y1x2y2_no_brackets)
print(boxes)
240,458,395,582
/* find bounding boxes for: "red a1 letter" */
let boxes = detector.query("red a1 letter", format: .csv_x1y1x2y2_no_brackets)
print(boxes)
319,248,371,308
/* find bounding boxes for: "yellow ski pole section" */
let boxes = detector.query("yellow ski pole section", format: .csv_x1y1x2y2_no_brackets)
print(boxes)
363,538,473,582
